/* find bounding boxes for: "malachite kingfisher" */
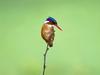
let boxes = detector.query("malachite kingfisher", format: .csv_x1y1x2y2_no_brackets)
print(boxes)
41,17,62,47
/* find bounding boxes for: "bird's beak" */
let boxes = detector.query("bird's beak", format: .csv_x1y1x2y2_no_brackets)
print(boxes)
54,24,63,31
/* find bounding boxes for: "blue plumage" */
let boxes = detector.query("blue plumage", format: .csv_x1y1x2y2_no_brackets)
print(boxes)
46,17,57,24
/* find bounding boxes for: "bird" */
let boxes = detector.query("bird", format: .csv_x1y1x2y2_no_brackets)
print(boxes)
41,17,62,47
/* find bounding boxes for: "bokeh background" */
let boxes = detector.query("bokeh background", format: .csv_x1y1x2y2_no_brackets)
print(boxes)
0,0,100,75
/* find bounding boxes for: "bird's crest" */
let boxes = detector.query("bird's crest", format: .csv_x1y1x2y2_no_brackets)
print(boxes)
46,17,57,24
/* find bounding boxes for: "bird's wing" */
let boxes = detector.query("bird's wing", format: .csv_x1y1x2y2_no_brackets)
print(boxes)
48,30,55,47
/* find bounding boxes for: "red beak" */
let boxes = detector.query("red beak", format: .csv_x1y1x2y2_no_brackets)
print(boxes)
55,24,63,31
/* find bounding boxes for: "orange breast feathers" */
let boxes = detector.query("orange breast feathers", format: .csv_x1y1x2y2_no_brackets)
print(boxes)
41,24,55,47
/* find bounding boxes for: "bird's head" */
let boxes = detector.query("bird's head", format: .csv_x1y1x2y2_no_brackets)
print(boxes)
44,17,62,31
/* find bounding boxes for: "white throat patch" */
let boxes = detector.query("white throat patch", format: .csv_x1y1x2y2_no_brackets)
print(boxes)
48,25,53,28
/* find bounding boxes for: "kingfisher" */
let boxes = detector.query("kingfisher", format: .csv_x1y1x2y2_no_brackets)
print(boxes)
41,17,62,47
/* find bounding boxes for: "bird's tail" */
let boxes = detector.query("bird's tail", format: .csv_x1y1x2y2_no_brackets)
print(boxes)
48,43,53,47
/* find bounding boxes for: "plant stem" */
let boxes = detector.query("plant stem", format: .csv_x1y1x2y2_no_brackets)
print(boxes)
43,44,49,75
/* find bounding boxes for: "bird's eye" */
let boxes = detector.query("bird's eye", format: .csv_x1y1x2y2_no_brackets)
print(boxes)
53,21,57,24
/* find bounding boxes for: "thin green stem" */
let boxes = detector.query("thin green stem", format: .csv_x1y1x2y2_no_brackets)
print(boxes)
43,44,49,75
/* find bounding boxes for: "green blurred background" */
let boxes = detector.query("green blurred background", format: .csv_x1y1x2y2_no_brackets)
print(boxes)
0,0,100,75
